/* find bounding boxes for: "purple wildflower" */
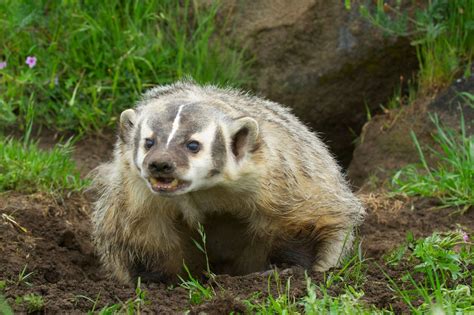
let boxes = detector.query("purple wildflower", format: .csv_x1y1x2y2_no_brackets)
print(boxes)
25,56,37,68
0,61,6,69
462,232,469,243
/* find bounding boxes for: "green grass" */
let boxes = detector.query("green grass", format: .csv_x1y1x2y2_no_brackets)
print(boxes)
178,222,217,305
379,81,417,111
241,231,472,314
243,241,382,315
15,293,44,313
392,113,474,210
460,91,474,109
0,137,88,193
243,272,387,315
359,0,473,90
0,295,13,315
179,264,215,305
303,279,388,315
0,0,249,135
15,265,34,287
244,271,299,314
383,231,473,314
75,278,148,314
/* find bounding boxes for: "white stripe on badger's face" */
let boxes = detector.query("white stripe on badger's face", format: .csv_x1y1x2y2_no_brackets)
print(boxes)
166,103,188,149
181,122,220,191
135,119,154,176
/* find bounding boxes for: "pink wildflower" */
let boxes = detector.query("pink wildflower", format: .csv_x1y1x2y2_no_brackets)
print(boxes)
0,61,6,69
25,56,37,68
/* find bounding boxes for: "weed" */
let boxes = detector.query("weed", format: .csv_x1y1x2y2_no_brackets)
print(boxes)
384,232,414,266
75,292,101,313
379,79,417,111
0,280,6,291
16,293,44,313
303,276,388,315
177,222,219,305
459,91,474,109
191,223,214,279
385,267,474,314
179,264,214,305
324,236,367,289
244,270,298,315
392,113,474,210
16,265,34,287
411,231,471,281
95,277,148,314
0,137,89,193
0,0,250,134
387,231,471,280
382,231,473,314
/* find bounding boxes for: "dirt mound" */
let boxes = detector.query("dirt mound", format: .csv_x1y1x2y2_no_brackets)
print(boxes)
348,73,474,189
1,192,472,313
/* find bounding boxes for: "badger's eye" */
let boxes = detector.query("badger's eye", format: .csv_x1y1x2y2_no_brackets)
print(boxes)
186,141,200,153
144,138,155,150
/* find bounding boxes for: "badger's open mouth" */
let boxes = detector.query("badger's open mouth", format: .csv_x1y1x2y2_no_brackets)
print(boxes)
148,177,190,193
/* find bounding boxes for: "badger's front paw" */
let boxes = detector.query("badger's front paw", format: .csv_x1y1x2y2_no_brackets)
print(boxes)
130,262,175,284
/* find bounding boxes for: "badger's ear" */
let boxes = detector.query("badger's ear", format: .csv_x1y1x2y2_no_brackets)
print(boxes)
230,117,259,161
119,109,136,142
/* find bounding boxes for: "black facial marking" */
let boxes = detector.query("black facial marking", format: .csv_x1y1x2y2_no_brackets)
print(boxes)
149,101,205,147
211,126,226,175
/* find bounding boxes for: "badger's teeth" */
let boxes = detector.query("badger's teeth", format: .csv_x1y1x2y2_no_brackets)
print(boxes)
170,179,179,188
149,177,159,185
149,177,179,190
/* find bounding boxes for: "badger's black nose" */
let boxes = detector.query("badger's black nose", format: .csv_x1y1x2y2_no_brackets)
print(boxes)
149,161,175,175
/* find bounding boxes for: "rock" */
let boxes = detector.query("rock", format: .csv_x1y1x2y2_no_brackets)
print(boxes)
218,0,419,166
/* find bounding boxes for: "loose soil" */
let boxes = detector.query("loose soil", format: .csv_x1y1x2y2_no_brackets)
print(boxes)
1,187,472,313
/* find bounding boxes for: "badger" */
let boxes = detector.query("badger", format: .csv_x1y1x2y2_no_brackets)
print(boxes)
92,81,365,283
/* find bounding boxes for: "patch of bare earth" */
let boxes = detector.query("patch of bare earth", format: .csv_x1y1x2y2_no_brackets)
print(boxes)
1,190,472,313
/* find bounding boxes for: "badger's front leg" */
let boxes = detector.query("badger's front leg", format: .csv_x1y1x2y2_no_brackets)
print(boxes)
94,228,185,284
92,196,186,284
265,209,359,272
128,249,185,283
312,229,354,272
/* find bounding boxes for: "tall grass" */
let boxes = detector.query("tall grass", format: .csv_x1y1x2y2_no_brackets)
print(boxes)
360,0,473,90
0,0,249,135
0,95,87,193
0,137,88,193
392,114,473,210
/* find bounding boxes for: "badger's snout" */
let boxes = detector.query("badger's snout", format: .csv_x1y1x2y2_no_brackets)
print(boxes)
148,160,175,176
144,157,190,194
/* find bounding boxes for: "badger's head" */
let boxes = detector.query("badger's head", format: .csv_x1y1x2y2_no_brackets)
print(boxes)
119,97,259,196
